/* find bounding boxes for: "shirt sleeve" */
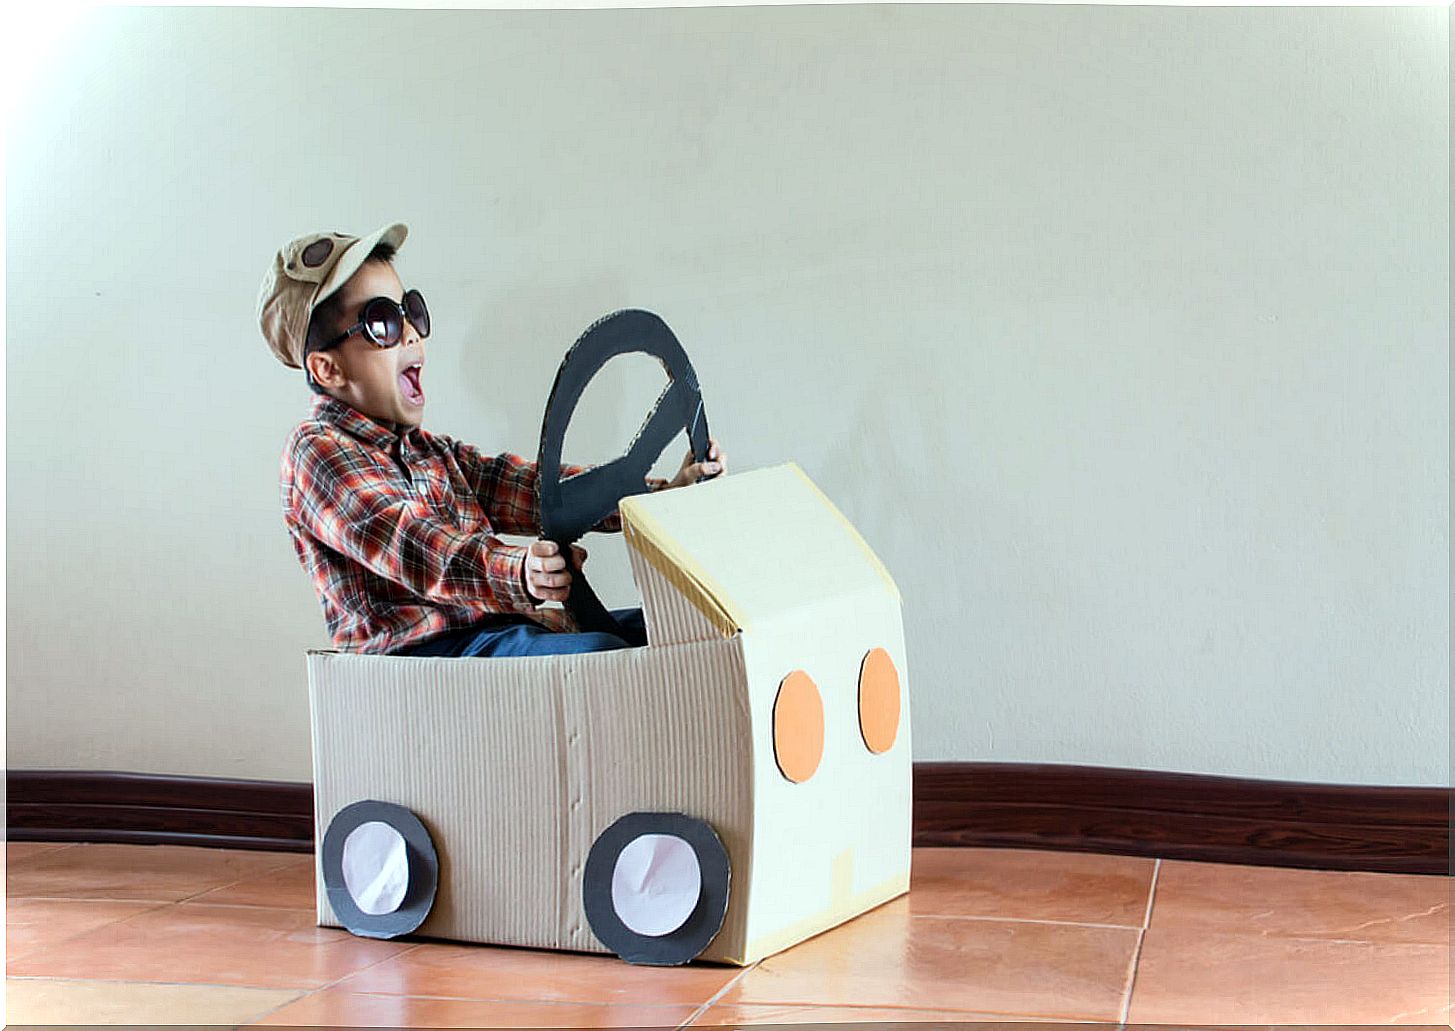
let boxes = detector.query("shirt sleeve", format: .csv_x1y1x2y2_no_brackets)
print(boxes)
288,428,538,613
448,439,624,536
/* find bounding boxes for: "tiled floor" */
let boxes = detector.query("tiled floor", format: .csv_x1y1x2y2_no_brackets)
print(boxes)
5,841,1450,1027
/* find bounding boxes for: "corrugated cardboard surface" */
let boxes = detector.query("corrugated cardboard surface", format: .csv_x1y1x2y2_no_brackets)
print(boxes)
309,461,909,966
309,634,754,961
625,525,729,647
621,464,912,962
619,462,902,635
736,592,912,962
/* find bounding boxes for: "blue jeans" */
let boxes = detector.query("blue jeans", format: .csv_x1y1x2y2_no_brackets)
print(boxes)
394,608,647,658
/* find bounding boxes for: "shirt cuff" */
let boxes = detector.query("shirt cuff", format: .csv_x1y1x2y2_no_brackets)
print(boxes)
485,541,537,614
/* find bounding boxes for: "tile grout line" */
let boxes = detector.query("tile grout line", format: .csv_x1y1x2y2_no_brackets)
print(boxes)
9,847,307,909
1117,856,1161,1027
235,939,433,1026
5,969,709,1010
906,911,1150,931
4,974,319,991
11,896,312,910
158,900,318,912
175,854,310,906
677,961,761,1029
252,989,711,1009
1141,858,1161,930
8,894,192,904
8,903,1142,932
6,897,179,962
687,1000,1120,1025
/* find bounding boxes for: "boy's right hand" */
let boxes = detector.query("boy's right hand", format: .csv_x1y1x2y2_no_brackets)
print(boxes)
523,539,587,603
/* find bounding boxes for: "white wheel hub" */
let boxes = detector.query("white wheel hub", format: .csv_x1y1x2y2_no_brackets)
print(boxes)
610,833,702,937
341,820,410,916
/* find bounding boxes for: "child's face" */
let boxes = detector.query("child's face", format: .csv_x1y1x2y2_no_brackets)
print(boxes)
311,261,427,430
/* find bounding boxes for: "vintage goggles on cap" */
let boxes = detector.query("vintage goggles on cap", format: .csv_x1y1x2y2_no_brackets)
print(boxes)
320,290,431,351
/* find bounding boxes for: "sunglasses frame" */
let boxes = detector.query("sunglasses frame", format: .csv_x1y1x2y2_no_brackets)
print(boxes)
321,289,430,352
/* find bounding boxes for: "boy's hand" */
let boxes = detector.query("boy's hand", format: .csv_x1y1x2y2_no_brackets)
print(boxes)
656,439,726,492
523,539,588,603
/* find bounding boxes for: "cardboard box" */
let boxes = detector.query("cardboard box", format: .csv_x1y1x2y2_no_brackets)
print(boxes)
308,462,911,965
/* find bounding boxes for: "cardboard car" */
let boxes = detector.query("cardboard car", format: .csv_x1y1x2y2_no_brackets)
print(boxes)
306,312,911,966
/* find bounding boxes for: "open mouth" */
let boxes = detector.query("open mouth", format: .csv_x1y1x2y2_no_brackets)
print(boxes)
399,362,425,406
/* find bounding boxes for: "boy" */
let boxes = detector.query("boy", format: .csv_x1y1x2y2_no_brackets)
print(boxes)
257,222,725,657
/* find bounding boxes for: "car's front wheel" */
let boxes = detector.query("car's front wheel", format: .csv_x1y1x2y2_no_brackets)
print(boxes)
582,811,731,965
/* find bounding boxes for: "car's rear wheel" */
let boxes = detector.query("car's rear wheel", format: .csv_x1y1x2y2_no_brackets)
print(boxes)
582,811,731,965
320,800,439,940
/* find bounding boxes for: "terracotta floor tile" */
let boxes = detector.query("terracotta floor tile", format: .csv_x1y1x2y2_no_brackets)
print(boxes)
5,842,76,865
5,843,302,902
250,988,696,1027
332,939,743,1006
1127,926,1452,1025
1132,1026,1397,1031
6,902,415,990
719,899,1137,1020
188,855,317,910
5,976,302,1025
6,897,167,963
691,1002,1099,1025
910,848,1155,926
1150,859,1452,944
12,842,1447,1030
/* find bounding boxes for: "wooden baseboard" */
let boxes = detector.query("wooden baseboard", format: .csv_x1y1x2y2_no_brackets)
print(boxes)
7,771,314,854
913,762,1449,875
7,765,1449,874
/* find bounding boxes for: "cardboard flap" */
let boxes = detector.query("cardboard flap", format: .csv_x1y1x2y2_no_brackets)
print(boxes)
620,463,900,636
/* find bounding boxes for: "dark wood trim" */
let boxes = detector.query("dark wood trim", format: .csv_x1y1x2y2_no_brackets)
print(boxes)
7,771,314,854
8,765,1450,874
913,762,1450,875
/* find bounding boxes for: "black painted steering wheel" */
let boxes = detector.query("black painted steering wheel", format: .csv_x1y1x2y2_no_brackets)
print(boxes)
537,309,712,637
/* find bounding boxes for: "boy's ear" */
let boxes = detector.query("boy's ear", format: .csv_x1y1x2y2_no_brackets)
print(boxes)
306,350,345,389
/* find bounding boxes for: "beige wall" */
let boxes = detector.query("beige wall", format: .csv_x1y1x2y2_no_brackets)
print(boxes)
6,4,1448,785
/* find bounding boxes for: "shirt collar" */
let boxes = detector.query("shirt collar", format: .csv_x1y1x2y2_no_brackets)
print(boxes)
311,394,425,450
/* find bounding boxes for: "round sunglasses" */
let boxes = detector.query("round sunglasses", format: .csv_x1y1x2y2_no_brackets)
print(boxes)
321,289,431,351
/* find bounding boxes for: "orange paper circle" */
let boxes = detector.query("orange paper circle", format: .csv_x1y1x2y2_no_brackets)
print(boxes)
773,670,824,784
858,648,901,754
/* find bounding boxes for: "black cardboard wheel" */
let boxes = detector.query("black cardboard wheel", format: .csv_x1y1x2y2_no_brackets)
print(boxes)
320,800,439,940
537,309,712,636
582,811,731,966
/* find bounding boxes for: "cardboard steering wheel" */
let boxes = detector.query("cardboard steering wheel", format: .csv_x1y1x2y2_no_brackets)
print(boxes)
537,309,712,637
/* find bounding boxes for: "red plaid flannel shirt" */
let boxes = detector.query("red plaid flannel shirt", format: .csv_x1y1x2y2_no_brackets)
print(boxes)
281,394,619,653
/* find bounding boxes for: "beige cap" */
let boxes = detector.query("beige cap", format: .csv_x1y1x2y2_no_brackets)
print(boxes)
257,222,409,368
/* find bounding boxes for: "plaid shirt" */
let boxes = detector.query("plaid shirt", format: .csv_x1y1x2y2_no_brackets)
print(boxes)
281,394,619,653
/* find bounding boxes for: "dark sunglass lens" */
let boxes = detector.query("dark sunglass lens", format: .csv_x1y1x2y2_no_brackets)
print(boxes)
404,290,430,338
362,298,402,346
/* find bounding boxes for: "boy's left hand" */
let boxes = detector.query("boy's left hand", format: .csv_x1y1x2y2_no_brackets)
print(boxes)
651,439,725,492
